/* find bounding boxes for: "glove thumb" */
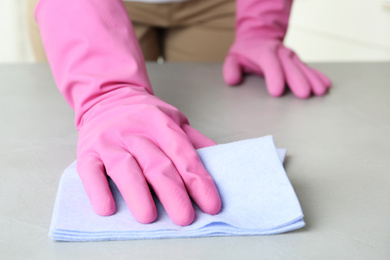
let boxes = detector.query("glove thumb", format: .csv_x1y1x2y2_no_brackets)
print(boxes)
182,124,217,149
223,54,243,86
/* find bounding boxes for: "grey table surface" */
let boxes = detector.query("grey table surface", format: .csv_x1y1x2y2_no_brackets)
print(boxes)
1,62,389,259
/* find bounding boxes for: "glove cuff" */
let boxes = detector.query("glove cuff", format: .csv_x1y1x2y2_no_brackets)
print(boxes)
235,0,293,41
35,0,153,129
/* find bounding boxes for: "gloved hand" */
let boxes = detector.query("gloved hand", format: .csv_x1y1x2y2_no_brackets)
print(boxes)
224,0,331,98
35,0,221,226
76,89,221,226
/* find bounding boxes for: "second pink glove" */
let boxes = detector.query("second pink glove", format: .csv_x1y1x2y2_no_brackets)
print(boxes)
224,0,331,98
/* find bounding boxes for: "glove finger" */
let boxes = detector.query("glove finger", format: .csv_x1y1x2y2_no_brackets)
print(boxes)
153,120,221,216
278,47,311,99
126,136,195,226
102,146,157,224
310,66,332,89
293,55,328,96
77,155,116,216
257,47,285,97
182,124,217,149
223,54,243,86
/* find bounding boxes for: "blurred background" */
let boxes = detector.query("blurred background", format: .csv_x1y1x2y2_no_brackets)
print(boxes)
1,0,390,63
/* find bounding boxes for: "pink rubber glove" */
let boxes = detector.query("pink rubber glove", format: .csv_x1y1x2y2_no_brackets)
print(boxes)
224,0,332,98
35,0,221,226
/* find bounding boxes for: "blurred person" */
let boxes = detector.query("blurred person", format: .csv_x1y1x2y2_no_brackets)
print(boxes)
28,0,331,226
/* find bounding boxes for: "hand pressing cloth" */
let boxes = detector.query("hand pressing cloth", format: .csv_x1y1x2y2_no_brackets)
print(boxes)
49,136,304,241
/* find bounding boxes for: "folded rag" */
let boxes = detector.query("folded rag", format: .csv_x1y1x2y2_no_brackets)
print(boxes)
49,136,304,241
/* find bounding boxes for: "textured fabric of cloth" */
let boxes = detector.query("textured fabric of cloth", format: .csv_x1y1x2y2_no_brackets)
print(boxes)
49,136,304,242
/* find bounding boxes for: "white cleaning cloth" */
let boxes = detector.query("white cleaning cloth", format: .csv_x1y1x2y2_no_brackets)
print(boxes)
49,136,304,241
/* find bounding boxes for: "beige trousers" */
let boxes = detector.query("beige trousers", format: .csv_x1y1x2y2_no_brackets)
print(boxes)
27,0,235,62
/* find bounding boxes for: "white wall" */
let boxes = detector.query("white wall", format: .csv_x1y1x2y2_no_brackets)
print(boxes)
0,0,389,63
0,0,34,63
285,0,390,62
